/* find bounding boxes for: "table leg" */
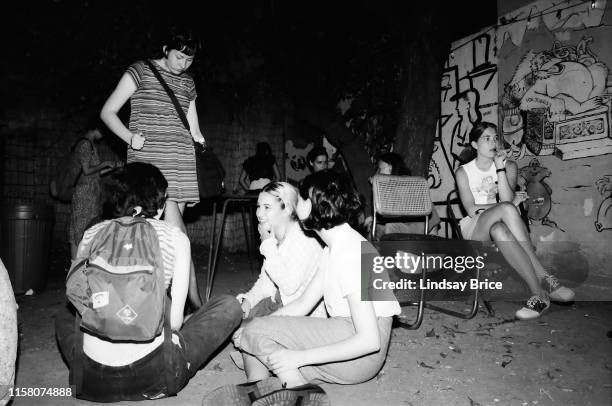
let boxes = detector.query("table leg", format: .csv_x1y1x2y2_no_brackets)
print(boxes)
208,199,231,300
206,201,218,301
240,207,254,275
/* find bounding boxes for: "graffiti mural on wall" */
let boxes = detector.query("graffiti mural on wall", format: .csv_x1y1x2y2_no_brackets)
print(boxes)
501,37,612,160
430,29,498,202
518,158,563,230
595,174,612,231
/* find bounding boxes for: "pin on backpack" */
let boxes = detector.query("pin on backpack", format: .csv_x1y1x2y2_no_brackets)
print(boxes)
66,217,168,341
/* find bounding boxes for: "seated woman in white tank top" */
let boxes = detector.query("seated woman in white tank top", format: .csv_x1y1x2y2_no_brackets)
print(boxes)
455,122,574,320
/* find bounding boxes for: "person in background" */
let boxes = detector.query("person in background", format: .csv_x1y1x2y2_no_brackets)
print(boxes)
100,27,205,309
368,152,441,239
239,142,281,192
456,121,574,320
306,146,329,173
236,170,400,388
69,115,123,259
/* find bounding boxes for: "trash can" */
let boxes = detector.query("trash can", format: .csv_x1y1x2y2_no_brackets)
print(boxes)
0,204,54,295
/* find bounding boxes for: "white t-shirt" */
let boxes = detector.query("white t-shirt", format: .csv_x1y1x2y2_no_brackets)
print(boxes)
461,159,498,205
322,224,401,318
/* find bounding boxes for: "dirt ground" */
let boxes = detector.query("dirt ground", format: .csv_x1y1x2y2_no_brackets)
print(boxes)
11,245,612,406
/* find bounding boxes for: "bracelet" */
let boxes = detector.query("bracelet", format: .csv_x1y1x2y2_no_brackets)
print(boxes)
496,168,506,173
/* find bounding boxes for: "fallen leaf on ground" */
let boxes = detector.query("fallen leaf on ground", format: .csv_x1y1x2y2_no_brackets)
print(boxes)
468,396,484,406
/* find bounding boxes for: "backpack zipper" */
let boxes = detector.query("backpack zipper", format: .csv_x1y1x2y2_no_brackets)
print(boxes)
84,263,155,275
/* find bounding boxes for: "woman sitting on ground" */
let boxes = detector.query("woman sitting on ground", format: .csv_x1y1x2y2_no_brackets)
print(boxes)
237,169,401,387
239,142,281,192
455,121,574,320
234,181,326,381
55,162,241,402
369,152,441,239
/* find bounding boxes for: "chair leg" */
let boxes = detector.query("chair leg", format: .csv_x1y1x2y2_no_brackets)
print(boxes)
240,207,254,275
396,268,427,330
396,290,425,329
481,297,495,317
423,267,482,320
424,288,480,320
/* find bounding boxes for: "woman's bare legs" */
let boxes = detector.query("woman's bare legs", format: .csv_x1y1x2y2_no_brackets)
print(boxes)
164,200,203,309
471,202,546,295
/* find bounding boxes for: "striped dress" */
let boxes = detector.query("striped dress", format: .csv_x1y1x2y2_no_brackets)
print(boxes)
125,60,199,204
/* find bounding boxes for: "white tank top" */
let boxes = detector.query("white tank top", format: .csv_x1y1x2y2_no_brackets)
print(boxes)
461,159,498,205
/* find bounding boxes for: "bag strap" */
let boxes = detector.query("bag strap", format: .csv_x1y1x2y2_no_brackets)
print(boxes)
145,60,190,132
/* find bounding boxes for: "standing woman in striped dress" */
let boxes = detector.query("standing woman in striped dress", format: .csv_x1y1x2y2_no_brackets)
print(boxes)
100,29,205,309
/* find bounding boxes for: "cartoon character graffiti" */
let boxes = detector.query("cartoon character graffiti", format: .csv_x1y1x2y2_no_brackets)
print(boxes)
284,140,313,183
595,175,612,232
428,142,442,190
519,158,562,230
502,37,611,156
445,88,482,170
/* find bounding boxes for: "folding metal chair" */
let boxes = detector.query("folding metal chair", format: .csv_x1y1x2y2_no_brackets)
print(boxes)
371,175,481,329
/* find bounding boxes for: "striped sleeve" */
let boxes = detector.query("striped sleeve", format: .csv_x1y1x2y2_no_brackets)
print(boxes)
76,221,109,258
126,61,146,88
147,219,180,286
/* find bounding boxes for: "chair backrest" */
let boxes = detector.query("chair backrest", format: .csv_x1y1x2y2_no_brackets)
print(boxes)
446,189,531,240
446,190,467,239
372,175,433,217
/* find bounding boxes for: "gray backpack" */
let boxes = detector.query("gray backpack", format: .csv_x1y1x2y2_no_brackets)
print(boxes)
66,217,167,341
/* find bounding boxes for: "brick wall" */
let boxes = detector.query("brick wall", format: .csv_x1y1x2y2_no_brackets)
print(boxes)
1,108,286,253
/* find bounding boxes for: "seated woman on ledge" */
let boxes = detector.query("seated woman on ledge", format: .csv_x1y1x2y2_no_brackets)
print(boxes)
455,122,574,320
236,170,401,387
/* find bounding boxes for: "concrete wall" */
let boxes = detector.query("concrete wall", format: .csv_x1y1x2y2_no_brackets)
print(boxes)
430,0,612,282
